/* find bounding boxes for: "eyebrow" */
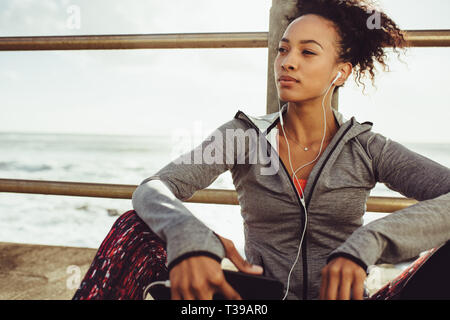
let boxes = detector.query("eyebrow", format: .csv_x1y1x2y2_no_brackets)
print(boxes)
280,37,324,50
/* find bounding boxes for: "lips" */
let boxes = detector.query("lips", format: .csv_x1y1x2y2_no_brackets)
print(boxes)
278,75,299,82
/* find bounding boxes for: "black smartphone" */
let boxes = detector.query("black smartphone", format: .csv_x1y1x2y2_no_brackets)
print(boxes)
146,269,285,300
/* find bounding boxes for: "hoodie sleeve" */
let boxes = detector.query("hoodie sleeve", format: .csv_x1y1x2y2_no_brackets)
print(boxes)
328,132,450,269
132,118,244,271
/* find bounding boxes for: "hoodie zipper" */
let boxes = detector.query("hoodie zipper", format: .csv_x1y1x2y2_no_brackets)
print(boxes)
236,111,354,299
300,122,354,299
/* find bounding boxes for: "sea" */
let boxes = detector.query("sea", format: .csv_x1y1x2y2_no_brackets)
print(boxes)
1,131,449,258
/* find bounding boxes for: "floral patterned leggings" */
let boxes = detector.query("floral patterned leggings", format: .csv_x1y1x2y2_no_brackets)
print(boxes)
72,209,447,300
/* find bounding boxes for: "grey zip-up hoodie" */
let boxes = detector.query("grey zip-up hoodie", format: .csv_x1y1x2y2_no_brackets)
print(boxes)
132,103,450,299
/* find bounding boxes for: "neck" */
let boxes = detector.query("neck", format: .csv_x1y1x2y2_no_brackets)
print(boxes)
281,93,339,146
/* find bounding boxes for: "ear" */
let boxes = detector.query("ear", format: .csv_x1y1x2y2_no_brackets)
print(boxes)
335,62,353,86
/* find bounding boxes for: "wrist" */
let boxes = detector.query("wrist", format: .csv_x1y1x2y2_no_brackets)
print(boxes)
327,252,368,273
167,251,222,272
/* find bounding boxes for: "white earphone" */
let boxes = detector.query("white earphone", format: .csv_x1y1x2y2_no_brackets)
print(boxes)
278,71,341,300
333,71,342,84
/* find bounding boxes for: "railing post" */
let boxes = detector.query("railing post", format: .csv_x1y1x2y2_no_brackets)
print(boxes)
266,0,339,114
266,0,298,115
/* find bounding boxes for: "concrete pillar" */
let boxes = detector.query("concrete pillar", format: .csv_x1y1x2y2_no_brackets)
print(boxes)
266,0,339,114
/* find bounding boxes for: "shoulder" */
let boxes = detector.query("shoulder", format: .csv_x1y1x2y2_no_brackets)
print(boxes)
212,113,252,133
233,109,279,133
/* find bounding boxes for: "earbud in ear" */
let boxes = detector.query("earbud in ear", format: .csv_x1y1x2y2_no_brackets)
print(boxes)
332,72,342,84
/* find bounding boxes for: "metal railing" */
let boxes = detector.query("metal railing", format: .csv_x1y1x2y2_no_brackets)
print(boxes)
0,178,417,213
1,4,448,213
0,30,449,51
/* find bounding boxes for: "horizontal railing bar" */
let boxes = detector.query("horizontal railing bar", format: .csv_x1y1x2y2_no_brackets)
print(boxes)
0,178,135,199
0,32,268,51
0,30,449,51
0,178,418,213
404,29,450,47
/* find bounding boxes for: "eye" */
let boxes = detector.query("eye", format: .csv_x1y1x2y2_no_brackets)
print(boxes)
303,50,315,55
277,47,287,53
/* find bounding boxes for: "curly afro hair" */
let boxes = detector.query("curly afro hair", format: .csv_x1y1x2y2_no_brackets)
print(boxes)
285,0,408,93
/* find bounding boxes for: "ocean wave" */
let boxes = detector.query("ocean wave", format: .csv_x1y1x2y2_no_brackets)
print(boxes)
0,161,52,172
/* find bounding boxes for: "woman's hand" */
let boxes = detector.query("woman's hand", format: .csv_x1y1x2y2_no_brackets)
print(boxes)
170,255,240,300
169,234,263,300
319,256,367,300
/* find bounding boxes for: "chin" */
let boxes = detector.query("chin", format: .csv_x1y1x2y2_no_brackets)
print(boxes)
277,91,305,103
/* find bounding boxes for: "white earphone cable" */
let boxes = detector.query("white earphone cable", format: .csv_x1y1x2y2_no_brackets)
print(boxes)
279,75,338,300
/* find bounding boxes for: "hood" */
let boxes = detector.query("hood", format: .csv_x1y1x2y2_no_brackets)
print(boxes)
233,103,373,145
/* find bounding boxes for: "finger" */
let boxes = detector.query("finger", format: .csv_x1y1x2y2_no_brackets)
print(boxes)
201,290,214,300
214,233,263,275
171,287,182,300
352,275,365,300
219,280,242,300
181,289,196,300
337,271,352,300
192,288,213,300
176,281,196,300
190,282,213,300
228,246,263,274
326,269,339,300
319,269,328,300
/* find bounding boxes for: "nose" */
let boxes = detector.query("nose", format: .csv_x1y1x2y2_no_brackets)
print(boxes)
282,63,295,71
274,50,297,78
279,54,296,71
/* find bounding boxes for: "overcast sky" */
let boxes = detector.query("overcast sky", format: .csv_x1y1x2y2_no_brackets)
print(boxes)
1,0,449,143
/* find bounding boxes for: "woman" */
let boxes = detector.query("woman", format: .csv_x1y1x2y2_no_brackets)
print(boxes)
73,0,450,300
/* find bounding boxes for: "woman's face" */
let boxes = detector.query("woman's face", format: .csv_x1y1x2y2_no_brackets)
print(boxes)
274,14,342,103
